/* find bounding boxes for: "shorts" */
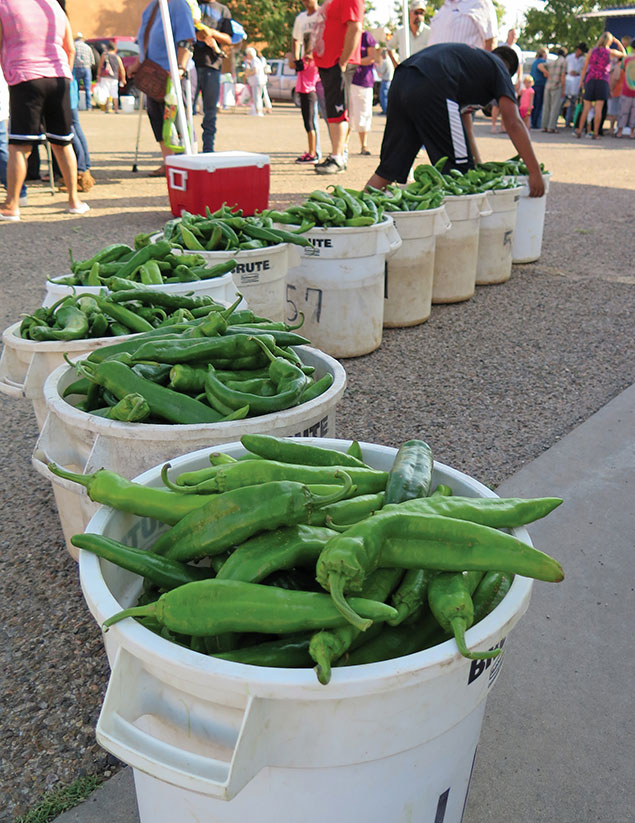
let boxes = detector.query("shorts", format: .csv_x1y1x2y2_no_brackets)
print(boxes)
318,63,348,122
98,76,119,100
584,78,609,102
298,90,318,132
349,84,373,132
146,94,166,142
607,96,620,116
8,77,73,145
376,65,473,183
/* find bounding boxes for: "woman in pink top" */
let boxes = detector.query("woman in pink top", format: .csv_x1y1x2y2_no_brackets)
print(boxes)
575,31,626,140
0,0,88,220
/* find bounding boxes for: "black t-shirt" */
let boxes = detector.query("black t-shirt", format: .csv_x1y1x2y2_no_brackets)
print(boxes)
193,1,233,70
400,43,517,106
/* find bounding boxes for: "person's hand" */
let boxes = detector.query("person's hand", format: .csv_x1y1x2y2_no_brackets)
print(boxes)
128,58,140,76
528,169,545,198
338,60,347,73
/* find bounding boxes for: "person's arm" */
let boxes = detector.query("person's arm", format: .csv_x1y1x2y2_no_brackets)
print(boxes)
498,95,544,197
176,44,192,74
117,55,126,84
96,53,106,76
538,61,549,78
580,52,591,83
61,16,75,69
338,20,363,70
608,37,626,59
461,110,481,165
360,43,377,66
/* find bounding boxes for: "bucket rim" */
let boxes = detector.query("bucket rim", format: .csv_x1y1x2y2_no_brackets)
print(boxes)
278,216,395,235
79,438,535,700
47,270,236,293
150,232,289,259
41,346,347,438
2,320,139,352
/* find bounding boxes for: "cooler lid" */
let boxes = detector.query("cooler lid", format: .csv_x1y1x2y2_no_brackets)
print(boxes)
166,151,270,172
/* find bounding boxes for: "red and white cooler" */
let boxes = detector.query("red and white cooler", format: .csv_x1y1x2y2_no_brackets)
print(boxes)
166,151,270,217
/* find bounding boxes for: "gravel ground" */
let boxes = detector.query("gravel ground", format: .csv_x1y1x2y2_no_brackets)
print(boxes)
1,103,633,822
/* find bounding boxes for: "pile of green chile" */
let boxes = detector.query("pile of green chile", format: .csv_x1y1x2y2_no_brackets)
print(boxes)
265,185,386,228
160,205,313,252
61,297,332,424
19,287,233,341
58,436,565,685
477,154,549,178
60,236,237,288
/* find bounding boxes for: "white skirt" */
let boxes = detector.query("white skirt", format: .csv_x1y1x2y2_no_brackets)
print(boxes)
349,84,373,132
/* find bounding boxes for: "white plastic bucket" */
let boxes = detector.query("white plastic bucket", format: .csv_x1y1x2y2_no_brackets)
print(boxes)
511,173,552,264
31,347,346,558
42,272,239,309
157,236,300,323
78,438,534,823
285,219,402,358
0,321,137,430
432,193,491,304
384,206,451,328
120,96,135,113
475,187,522,285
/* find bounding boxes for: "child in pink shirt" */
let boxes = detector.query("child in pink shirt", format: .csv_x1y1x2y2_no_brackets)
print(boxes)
519,74,535,127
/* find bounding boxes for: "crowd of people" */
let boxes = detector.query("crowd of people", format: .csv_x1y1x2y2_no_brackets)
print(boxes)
1,0,633,220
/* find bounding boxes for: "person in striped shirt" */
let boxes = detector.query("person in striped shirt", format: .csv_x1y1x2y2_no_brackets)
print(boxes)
366,43,545,198
427,0,498,51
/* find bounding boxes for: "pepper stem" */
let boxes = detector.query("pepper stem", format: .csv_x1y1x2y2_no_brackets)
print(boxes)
251,335,276,363
160,462,210,494
286,311,305,331
47,463,93,489
312,471,353,508
328,573,372,632
223,293,243,319
451,617,502,660
103,603,156,629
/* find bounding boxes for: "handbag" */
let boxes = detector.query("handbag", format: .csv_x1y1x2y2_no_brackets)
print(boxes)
134,2,170,101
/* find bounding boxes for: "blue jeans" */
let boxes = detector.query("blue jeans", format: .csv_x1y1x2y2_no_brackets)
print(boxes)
196,66,221,152
531,84,545,129
0,121,27,199
71,109,91,172
379,80,391,115
73,66,93,110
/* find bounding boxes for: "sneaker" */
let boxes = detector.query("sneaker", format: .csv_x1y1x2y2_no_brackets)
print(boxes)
315,155,346,175
295,152,318,164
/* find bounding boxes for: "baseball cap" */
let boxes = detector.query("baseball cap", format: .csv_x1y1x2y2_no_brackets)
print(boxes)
409,1,425,10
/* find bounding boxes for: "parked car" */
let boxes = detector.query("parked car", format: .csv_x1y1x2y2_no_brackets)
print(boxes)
266,58,297,102
86,36,139,94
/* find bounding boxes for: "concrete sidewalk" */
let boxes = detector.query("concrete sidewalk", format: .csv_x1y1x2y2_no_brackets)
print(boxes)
53,383,634,823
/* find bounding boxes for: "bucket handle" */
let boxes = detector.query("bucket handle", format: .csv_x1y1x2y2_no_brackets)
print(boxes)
0,375,25,398
378,218,403,258
434,207,452,236
479,195,493,218
97,647,270,801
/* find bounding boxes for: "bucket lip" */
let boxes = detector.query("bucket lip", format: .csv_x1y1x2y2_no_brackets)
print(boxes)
41,345,347,437
47,271,236,293
280,216,395,235
390,204,447,219
2,320,140,352
150,232,289,258
79,437,535,699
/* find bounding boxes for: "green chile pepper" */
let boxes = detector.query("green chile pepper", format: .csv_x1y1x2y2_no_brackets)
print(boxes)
103,579,399,636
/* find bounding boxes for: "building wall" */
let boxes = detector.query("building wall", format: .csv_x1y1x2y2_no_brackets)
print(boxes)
66,0,147,38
